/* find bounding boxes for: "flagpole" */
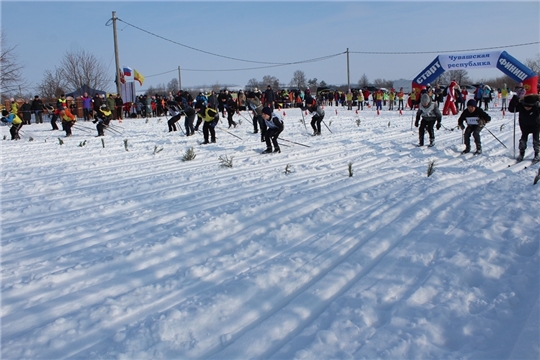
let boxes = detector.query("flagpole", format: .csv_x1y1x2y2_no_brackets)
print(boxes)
112,11,122,97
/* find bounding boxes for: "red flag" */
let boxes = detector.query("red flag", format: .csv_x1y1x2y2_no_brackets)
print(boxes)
119,68,126,84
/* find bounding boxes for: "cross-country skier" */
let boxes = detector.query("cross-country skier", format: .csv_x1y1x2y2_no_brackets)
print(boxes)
246,92,265,140
1,109,23,140
457,99,491,155
60,106,77,137
166,101,182,132
260,106,284,154
194,102,219,144
304,98,325,136
93,104,112,137
415,93,442,147
508,94,540,162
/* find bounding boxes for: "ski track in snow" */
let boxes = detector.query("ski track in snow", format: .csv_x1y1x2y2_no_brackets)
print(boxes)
1,107,538,360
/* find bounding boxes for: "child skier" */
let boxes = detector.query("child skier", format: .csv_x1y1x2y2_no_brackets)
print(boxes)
415,93,442,147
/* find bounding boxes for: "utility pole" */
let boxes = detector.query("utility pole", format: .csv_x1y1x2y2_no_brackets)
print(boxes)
112,11,122,97
178,66,182,90
346,48,350,91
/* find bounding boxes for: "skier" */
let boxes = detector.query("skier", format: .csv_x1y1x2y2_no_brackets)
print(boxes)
304,98,325,136
246,92,265,140
59,106,77,137
457,99,491,155
166,101,183,132
508,94,540,162
226,97,238,129
260,106,284,154
93,104,112,137
194,102,219,144
1,109,23,140
415,93,442,147
183,105,196,136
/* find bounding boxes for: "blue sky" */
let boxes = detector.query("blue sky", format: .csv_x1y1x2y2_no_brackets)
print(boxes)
2,1,539,93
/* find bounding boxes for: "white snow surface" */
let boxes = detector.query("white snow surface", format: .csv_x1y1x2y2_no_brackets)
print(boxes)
1,104,539,360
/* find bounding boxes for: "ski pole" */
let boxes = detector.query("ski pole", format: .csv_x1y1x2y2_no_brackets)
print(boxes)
277,137,310,148
216,126,242,140
513,110,516,158
238,112,254,126
484,126,507,148
322,119,332,133
299,108,309,134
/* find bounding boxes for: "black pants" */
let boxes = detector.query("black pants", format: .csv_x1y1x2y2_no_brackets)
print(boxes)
10,123,22,139
51,114,59,130
227,110,237,128
519,125,540,153
464,125,483,150
203,121,216,143
168,114,181,132
185,114,195,136
62,120,73,136
311,115,323,134
418,119,435,145
265,128,281,151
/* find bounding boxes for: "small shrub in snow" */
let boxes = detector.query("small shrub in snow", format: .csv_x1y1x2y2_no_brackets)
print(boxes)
219,155,233,168
284,164,293,174
348,162,353,177
182,147,196,162
124,139,129,151
427,160,436,177
58,138,64,145
153,145,163,155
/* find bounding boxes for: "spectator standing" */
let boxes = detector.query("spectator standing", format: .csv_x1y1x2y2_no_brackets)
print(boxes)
81,92,92,121
31,95,44,124
20,99,32,125
264,85,275,110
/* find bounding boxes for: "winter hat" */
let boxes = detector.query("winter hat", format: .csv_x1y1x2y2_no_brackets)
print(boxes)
420,94,431,106
261,107,272,116
522,94,539,107
467,99,477,107
194,101,205,110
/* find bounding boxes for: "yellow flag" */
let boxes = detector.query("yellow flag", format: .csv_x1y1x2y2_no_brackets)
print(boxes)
133,69,144,86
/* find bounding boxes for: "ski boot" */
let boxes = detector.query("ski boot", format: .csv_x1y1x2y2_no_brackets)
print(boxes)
516,150,525,162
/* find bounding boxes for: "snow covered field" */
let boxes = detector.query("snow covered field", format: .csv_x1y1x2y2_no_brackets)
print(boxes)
1,104,539,360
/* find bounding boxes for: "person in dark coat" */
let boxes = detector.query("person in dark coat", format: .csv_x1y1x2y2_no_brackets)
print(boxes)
93,104,112,137
226,97,238,128
183,105,196,136
457,99,491,155
264,85,275,110
166,101,183,132
415,93,442,147
247,92,265,140
194,102,219,144
31,95,44,124
304,98,325,136
261,106,284,154
20,99,33,125
509,94,540,162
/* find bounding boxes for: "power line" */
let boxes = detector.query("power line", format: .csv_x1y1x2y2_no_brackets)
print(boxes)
349,42,540,55
108,16,539,82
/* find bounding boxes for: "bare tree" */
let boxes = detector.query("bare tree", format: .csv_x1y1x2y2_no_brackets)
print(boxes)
262,75,280,90
167,78,179,94
358,74,369,88
58,49,110,93
289,70,307,89
0,32,26,97
436,70,470,86
36,68,68,100
307,78,318,92
246,78,259,90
